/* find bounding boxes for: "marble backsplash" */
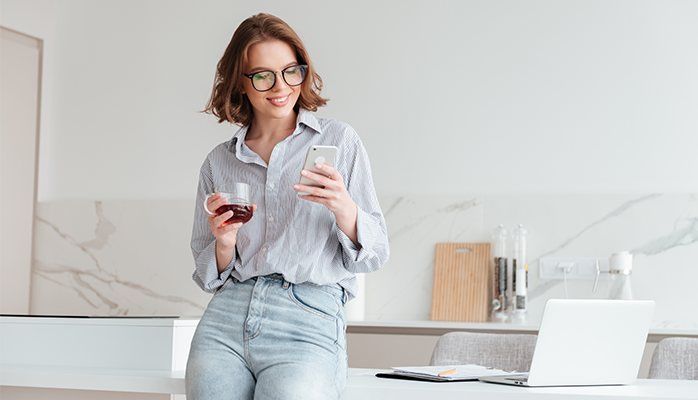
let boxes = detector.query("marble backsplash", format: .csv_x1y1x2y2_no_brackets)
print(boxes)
31,200,210,316
30,194,698,329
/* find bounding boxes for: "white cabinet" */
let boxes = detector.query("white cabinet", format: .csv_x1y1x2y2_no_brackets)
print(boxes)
0,316,197,399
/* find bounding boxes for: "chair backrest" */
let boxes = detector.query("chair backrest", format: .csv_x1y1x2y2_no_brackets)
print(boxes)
647,337,698,380
429,331,538,372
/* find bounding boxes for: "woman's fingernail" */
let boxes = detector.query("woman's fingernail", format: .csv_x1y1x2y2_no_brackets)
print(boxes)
315,163,323,169
293,184,300,190
301,170,308,176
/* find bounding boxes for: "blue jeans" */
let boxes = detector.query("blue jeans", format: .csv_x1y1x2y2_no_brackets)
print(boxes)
185,275,348,400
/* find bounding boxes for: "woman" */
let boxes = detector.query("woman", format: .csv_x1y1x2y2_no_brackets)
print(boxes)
186,13,389,400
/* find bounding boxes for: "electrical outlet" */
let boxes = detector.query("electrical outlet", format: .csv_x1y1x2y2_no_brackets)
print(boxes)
539,257,610,280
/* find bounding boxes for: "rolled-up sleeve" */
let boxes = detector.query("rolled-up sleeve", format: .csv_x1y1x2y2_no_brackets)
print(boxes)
337,132,390,273
190,158,235,293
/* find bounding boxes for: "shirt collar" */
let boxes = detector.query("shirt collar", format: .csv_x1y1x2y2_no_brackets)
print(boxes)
228,108,323,153
229,125,249,153
296,108,322,136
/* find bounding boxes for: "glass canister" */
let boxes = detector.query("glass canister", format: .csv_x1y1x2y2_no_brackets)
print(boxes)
511,224,528,322
491,224,509,321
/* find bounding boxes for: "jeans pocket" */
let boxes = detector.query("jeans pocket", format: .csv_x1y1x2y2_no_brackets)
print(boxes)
287,283,340,322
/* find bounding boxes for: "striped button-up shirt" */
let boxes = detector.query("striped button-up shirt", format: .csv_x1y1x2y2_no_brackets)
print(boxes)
190,109,389,300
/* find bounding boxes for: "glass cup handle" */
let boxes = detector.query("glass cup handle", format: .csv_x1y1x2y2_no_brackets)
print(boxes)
203,193,216,216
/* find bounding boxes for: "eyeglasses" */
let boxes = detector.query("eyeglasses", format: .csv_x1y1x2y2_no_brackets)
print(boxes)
243,65,308,92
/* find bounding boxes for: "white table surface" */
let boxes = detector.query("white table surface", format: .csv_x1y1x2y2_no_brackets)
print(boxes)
344,369,698,400
3,366,697,399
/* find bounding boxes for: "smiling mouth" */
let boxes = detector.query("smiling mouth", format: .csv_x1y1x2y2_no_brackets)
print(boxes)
269,94,290,104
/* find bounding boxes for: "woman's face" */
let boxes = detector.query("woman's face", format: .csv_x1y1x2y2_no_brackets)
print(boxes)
242,40,301,125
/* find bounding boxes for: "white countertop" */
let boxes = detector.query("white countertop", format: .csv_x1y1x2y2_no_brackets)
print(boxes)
3,315,696,336
0,315,199,326
348,319,540,331
346,319,698,339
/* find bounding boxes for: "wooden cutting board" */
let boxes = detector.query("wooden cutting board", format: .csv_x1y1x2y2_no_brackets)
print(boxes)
431,242,491,322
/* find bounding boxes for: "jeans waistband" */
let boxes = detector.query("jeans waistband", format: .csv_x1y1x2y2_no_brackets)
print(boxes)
250,274,346,305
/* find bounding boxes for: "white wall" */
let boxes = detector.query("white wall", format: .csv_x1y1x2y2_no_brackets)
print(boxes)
3,0,697,202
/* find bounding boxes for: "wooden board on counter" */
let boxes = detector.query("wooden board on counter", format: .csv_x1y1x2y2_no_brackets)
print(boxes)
431,242,491,322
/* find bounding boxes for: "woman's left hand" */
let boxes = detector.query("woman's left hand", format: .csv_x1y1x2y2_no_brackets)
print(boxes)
294,163,359,246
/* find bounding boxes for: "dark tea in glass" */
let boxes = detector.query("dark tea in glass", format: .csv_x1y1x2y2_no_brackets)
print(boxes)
203,182,253,224
216,203,253,225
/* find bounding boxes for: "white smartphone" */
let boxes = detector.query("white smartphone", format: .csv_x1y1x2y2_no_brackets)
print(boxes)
297,145,337,196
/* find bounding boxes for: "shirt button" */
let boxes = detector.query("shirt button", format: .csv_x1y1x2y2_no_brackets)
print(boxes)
262,247,267,252
269,216,274,222
269,183,275,189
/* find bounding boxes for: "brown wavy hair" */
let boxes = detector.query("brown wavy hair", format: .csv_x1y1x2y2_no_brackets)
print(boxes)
204,13,328,126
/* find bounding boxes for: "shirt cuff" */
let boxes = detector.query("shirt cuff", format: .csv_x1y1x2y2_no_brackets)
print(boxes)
337,207,377,264
193,239,235,293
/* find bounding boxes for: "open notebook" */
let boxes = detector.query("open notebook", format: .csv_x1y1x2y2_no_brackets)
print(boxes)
479,299,655,387
377,364,517,382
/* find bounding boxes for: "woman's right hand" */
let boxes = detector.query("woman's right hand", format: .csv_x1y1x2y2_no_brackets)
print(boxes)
205,193,257,272
206,193,242,248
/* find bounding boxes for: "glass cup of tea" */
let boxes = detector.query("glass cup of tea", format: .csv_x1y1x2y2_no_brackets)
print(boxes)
202,182,254,225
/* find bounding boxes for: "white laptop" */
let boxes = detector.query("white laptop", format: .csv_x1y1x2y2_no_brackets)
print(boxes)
479,299,655,387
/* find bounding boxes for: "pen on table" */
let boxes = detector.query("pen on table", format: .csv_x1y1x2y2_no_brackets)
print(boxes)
438,368,457,377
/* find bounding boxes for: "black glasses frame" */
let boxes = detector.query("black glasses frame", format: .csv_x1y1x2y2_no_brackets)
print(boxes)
243,65,308,92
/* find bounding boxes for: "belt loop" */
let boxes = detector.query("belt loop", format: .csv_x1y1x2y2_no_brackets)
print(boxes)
283,279,290,289
343,288,348,305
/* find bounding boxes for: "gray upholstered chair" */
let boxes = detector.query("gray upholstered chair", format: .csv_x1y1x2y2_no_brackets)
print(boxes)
429,331,538,372
647,337,698,380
